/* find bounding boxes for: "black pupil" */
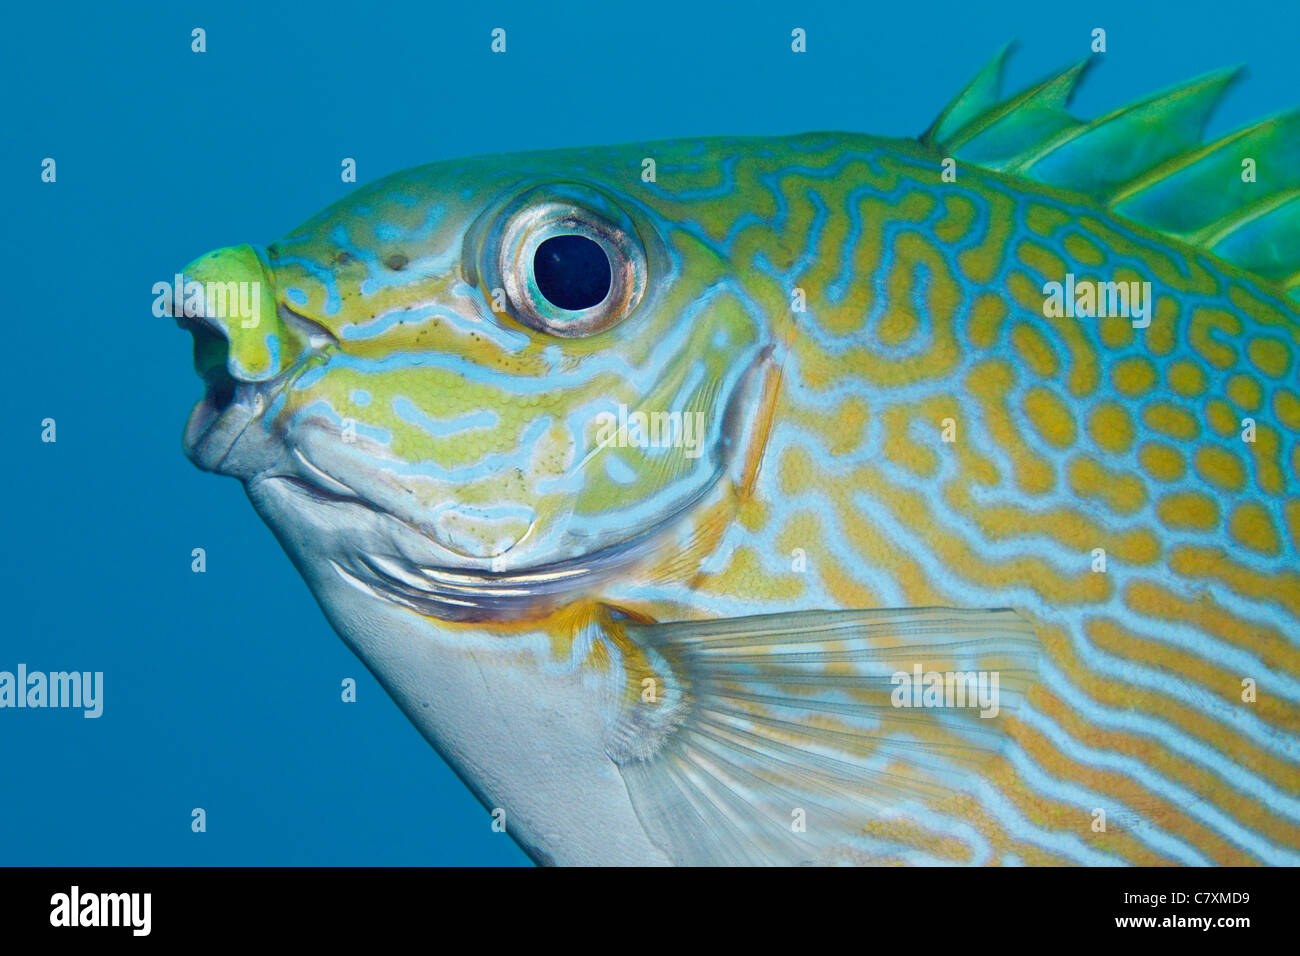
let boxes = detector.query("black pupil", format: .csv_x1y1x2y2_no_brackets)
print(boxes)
533,235,611,311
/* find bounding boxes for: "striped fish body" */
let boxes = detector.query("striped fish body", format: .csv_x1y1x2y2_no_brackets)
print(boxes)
611,133,1300,864
174,58,1300,865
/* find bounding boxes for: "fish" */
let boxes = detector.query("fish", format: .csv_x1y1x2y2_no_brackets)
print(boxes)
170,47,1300,865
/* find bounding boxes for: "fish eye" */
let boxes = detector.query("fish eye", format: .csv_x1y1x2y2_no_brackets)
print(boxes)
533,235,611,311
492,194,647,337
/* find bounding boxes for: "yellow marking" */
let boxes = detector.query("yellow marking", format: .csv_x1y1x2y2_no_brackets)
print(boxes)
1286,499,1300,552
1247,336,1293,379
1088,403,1135,454
1273,389,1300,430
1111,356,1158,397
856,816,976,864
1205,399,1239,438
782,394,871,457
958,188,1017,284
1142,403,1200,441
1144,295,1180,356
1126,581,1300,690
1077,214,1219,294
1188,308,1242,370
1024,202,1072,237
1063,232,1107,267
734,495,769,533
934,194,977,243
1068,457,1147,514
795,342,836,392
777,443,809,498
1012,323,1059,377
966,359,1056,495
967,292,1007,349
1170,546,1300,620
1166,360,1207,397
1016,238,1067,281
896,190,937,223
945,482,1160,565
1114,265,1147,301
775,510,882,608
879,255,921,346
1225,373,1263,412
943,790,1076,866
1229,284,1300,339
1007,269,1049,315
882,404,939,477
1156,491,1221,531
1192,445,1246,493
954,442,1002,487
1033,302,1102,399
750,170,840,275
842,192,888,285
1085,620,1300,851
1024,682,1257,864
1023,386,1076,448
691,544,805,601
644,493,740,590
1039,618,1298,858
853,467,1111,604
1137,441,1186,482
1228,502,1282,556
796,195,857,336
1247,424,1286,495
1099,314,1134,350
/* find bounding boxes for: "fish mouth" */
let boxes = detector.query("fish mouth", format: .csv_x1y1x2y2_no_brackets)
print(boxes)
178,312,261,471
182,315,234,436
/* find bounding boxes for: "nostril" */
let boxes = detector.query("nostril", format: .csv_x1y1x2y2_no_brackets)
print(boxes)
185,316,238,415
180,316,246,459
208,377,236,414
189,317,231,380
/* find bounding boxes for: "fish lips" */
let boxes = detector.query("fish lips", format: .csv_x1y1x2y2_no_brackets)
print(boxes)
176,296,288,474
183,385,257,472
177,312,258,472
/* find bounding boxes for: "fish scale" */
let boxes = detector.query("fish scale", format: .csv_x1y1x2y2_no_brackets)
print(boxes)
628,147,1300,862
173,49,1300,864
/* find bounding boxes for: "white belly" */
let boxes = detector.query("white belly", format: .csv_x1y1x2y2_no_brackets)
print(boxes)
299,555,671,866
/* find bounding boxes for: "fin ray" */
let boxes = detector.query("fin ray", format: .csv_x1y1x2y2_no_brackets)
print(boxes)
607,606,1039,865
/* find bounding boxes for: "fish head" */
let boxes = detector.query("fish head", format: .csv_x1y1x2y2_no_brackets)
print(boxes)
174,143,783,620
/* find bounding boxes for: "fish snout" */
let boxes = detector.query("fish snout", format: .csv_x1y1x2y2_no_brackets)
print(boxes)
174,244,292,471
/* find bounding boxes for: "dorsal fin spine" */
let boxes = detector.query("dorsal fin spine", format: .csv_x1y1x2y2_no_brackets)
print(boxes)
1195,187,1300,248
923,42,1014,145
941,58,1092,154
923,47,1300,301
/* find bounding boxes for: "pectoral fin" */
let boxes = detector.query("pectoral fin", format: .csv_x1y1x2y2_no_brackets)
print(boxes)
604,606,1039,865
